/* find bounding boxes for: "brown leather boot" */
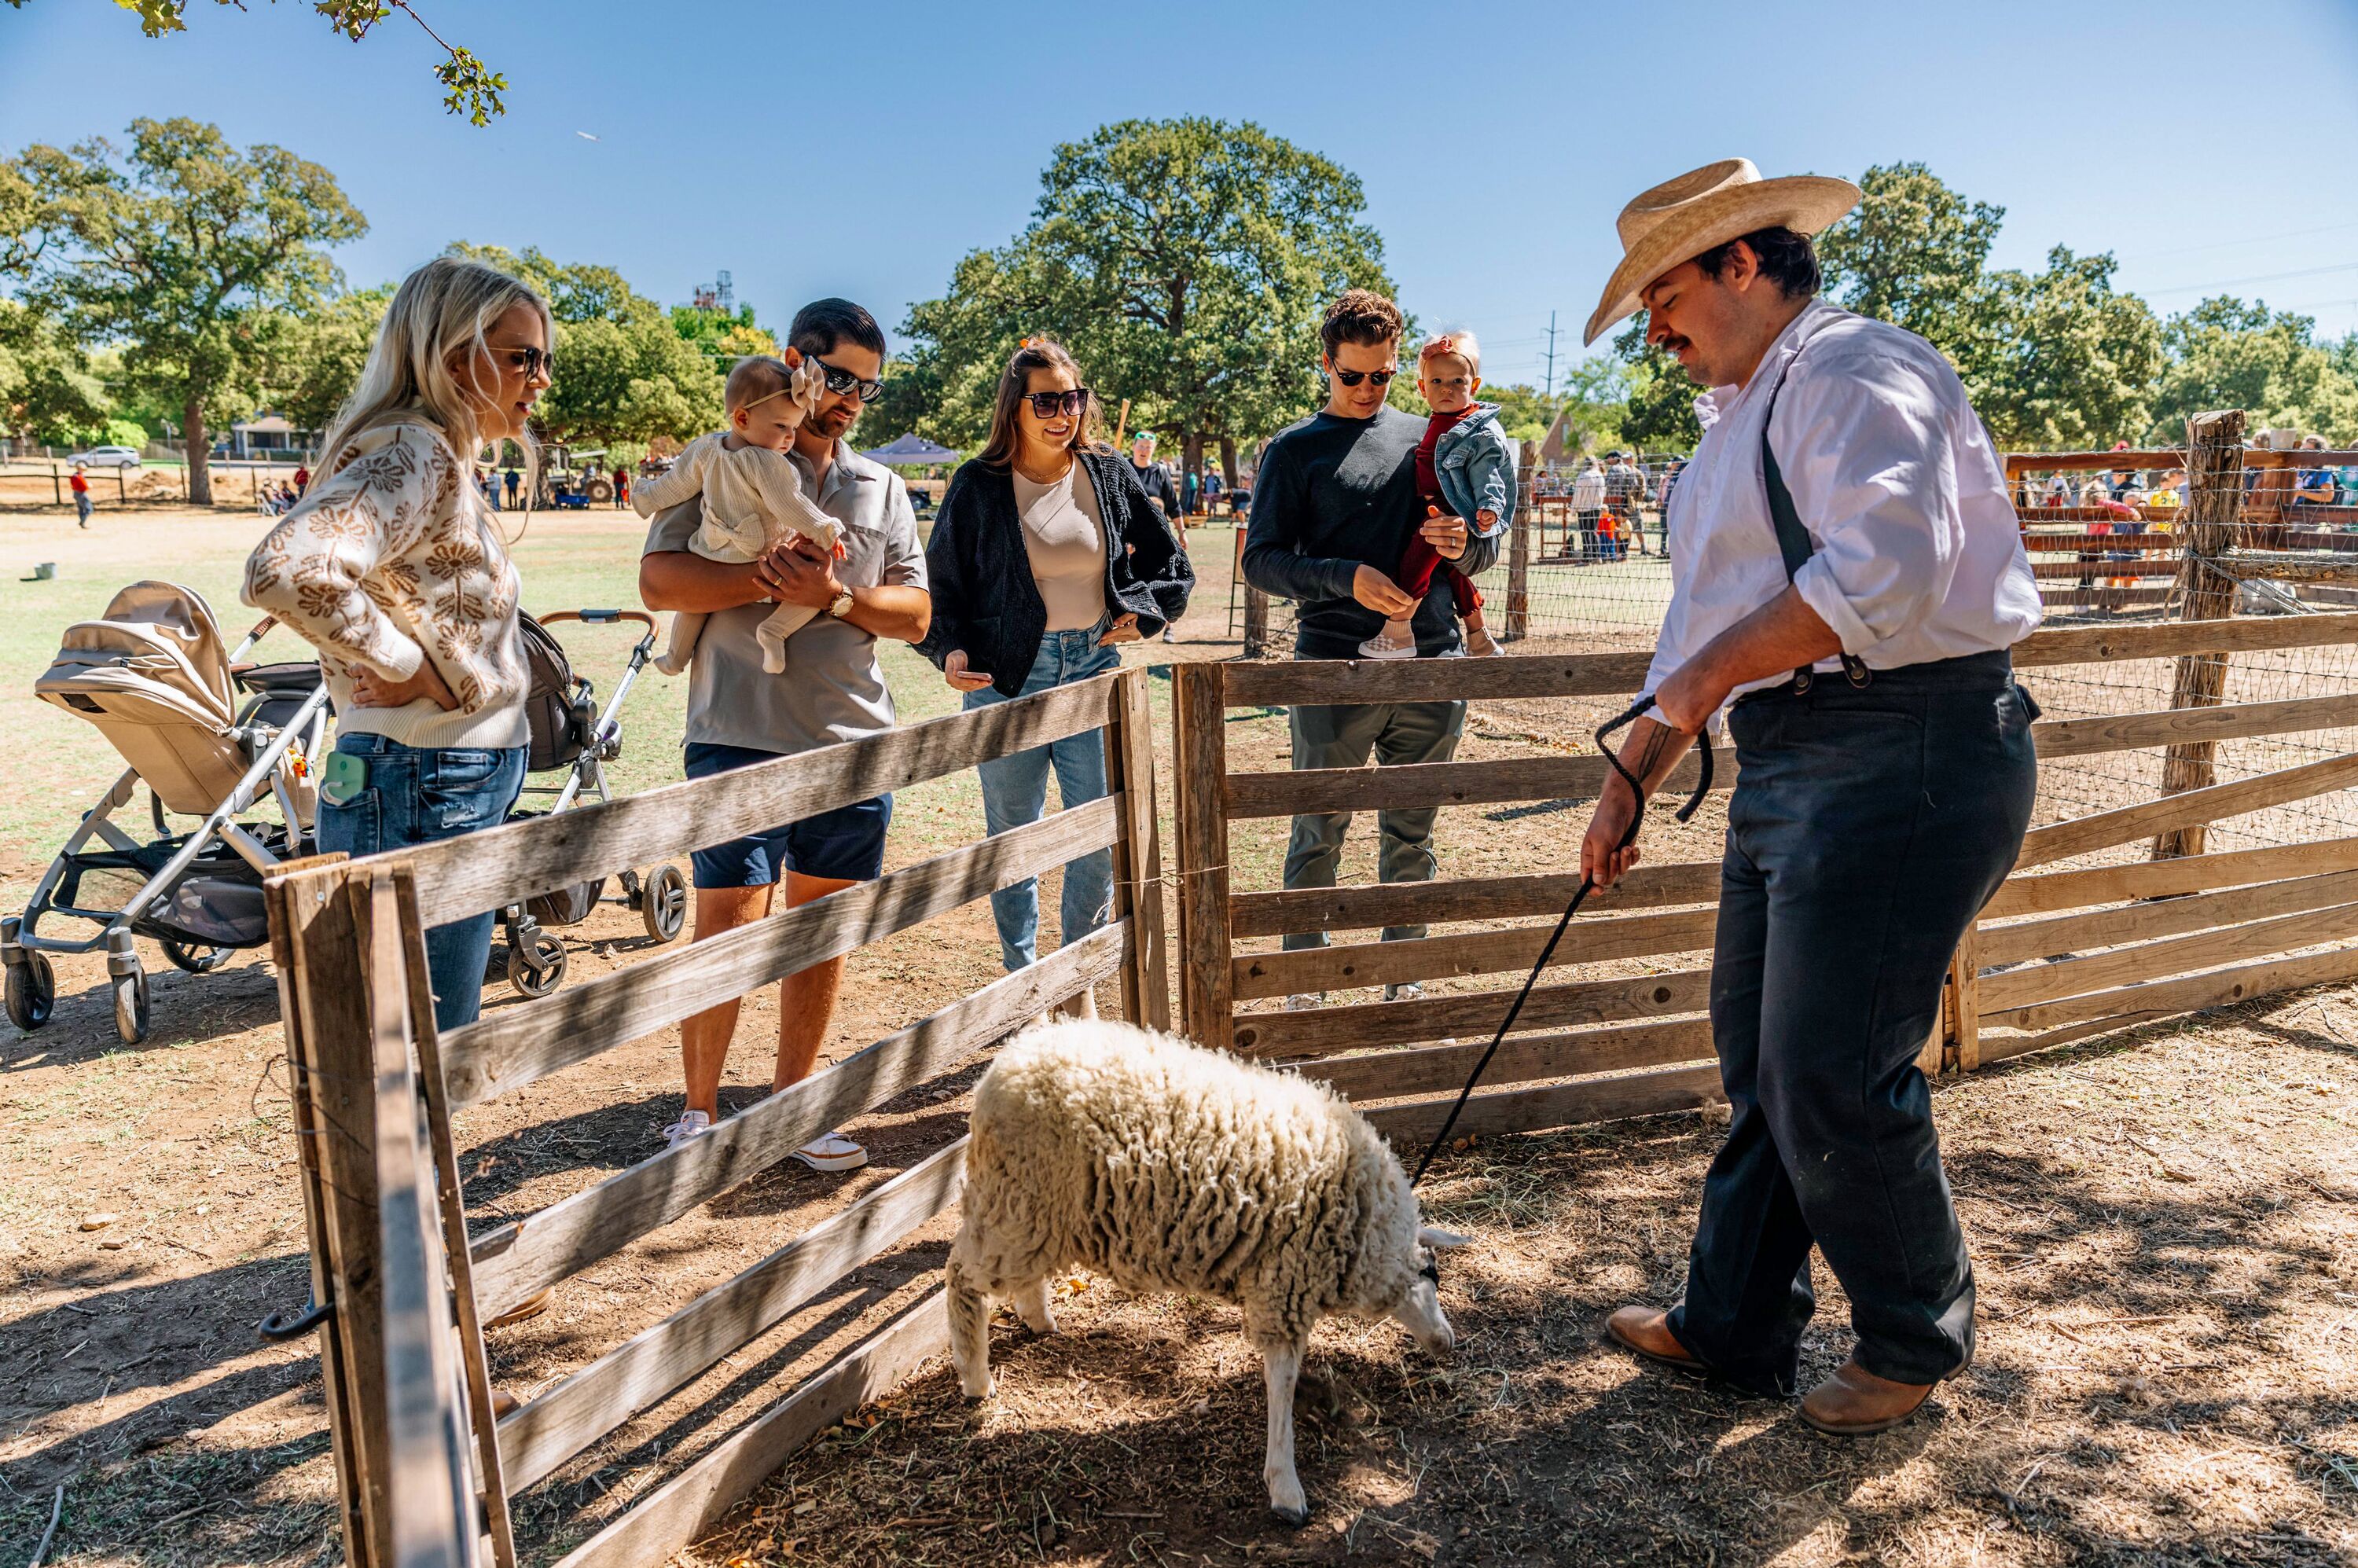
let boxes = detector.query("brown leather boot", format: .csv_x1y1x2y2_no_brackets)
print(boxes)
1605,1305,1706,1375
1799,1358,1934,1435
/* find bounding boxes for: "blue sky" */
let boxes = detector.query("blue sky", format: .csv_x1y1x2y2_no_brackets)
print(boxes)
5,0,2356,393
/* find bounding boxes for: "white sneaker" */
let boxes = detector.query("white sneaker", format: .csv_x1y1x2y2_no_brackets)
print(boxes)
1466,628,1503,657
792,1131,869,1173
1357,622,1418,660
1383,982,1425,1002
662,1109,713,1150
1286,993,1324,1012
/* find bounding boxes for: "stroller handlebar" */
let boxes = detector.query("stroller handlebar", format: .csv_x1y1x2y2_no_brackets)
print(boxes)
541,608,656,630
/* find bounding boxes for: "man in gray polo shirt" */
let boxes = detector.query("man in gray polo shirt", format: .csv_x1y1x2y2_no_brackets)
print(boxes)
639,298,931,1172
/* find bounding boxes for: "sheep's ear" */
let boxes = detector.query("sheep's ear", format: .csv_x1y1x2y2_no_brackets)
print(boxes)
1418,1225,1473,1250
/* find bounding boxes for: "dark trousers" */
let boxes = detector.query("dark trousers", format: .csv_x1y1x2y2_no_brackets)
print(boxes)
1669,652,2037,1394
1281,698,1467,949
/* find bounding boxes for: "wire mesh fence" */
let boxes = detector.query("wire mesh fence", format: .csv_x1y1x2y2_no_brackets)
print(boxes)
1229,424,2358,866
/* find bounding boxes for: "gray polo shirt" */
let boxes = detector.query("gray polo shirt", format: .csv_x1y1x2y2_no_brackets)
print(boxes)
641,439,928,754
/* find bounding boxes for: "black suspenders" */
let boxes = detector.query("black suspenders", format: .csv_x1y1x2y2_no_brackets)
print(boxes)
1757,356,1871,694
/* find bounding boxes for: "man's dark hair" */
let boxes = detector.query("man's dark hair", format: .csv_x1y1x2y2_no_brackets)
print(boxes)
788,297,887,361
1320,288,1404,360
1693,226,1822,300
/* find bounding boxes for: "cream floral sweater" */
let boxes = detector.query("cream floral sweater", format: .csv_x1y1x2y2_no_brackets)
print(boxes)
243,420,530,750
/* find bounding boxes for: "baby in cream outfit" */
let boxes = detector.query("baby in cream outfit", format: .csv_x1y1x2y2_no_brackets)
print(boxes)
634,353,843,674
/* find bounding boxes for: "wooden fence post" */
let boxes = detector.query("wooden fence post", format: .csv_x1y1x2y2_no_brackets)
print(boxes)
264,857,373,1563
1106,669,1173,1033
2153,409,2247,860
1242,580,1270,659
352,867,476,1568
1949,922,1982,1071
268,856,478,1568
1505,440,1537,641
1170,662,1236,1045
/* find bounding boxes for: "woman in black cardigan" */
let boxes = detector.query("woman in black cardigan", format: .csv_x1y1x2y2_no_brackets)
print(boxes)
920,337,1192,997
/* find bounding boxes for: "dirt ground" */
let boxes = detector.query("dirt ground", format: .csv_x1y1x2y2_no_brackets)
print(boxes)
2,502,2356,1567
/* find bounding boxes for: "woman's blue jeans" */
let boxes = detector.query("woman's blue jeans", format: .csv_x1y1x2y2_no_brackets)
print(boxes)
962,631,1121,973
314,733,528,1032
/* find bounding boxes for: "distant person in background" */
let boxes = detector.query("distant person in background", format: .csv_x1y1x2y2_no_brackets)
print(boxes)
614,463,631,509
292,461,311,494
70,462,92,528
1127,432,1181,524
1203,466,1223,513
503,467,521,509
1605,449,1649,554
2296,435,2336,505
1569,457,1607,560
481,468,501,510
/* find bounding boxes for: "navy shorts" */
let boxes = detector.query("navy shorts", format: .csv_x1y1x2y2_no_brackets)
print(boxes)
683,742,892,887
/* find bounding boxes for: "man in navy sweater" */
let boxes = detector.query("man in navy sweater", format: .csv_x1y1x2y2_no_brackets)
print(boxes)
1241,289,1503,1001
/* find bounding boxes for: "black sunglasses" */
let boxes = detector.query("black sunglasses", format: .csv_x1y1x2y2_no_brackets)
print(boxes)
1331,366,1396,388
500,345,553,380
814,357,885,404
1020,387,1090,418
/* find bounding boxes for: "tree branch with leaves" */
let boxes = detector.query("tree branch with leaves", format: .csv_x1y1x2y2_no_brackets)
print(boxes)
6,1,506,123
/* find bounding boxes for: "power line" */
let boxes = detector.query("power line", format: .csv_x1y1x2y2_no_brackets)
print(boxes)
1542,311,1559,400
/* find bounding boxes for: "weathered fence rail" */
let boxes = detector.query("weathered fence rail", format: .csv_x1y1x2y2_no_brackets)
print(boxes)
268,666,1166,1568
1170,610,2358,1136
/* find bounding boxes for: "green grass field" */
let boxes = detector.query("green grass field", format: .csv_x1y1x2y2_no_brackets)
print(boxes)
0,506,1250,910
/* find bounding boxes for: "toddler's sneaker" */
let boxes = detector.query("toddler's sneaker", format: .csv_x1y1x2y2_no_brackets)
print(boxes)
662,1108,713,1150
1357,619,1418,660
792,1131,869,1173
1466,627,1503,657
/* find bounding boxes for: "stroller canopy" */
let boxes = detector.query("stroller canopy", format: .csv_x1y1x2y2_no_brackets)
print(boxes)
36,582,253,814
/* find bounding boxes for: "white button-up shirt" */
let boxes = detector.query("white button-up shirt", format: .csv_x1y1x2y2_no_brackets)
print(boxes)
1644,300,2042,706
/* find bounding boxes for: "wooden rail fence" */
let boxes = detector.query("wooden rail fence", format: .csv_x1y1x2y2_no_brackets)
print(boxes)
1170,611,2358,1141
266,667,1166,1568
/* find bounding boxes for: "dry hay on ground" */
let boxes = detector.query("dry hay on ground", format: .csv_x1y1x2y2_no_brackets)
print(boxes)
700,991,2358,1568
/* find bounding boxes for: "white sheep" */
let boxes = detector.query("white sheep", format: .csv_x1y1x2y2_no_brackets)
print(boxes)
946,1018,1467,1526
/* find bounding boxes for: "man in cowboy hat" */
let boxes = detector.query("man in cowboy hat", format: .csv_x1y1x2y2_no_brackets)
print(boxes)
1578,159,2043,1434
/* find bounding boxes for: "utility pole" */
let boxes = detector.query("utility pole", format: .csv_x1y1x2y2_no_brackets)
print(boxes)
1541,310,1559,399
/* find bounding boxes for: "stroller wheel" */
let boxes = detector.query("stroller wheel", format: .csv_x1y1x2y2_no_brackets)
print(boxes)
642,863,689,944
112,967,152,1045
160,938,233,975
6,953,56,1031
508,929,568,998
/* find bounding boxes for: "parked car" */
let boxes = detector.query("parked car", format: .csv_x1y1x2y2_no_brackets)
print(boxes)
67,446,142,469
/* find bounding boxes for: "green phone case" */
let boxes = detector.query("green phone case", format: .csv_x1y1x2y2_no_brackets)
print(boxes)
319,751,368,807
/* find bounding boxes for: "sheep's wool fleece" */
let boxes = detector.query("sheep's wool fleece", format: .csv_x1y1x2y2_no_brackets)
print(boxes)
965,1023,1419,1340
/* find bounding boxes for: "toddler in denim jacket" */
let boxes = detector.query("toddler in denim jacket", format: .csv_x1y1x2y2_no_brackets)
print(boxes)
1361,331,1517,658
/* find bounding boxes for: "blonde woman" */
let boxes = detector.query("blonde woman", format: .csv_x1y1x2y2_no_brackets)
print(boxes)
244,255,551,1030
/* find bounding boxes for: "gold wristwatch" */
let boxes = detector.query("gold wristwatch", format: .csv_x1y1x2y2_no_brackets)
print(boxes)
827,589,854,620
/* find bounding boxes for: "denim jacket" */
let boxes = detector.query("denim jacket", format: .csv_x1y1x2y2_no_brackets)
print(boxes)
1433,402,1517,535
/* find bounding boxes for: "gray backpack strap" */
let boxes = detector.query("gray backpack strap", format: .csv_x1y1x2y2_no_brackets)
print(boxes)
1758,359,1870,692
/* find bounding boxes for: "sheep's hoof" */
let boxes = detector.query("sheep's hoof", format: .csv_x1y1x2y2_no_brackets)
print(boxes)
1267,1500,1310,1529
959,1377,995,1402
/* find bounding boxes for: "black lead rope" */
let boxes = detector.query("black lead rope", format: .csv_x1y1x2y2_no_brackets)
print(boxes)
1409,697,1714,1187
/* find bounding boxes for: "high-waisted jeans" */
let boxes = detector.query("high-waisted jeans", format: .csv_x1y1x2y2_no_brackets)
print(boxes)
314,733,527,1032
962,630,1122,973
1669,651,2037,1394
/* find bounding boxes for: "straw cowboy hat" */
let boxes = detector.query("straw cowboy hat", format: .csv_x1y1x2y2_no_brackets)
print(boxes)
1583,158,1861,345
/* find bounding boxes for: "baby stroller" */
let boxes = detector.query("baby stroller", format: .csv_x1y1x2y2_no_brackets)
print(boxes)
8,582,333,1045
498,610,687,998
